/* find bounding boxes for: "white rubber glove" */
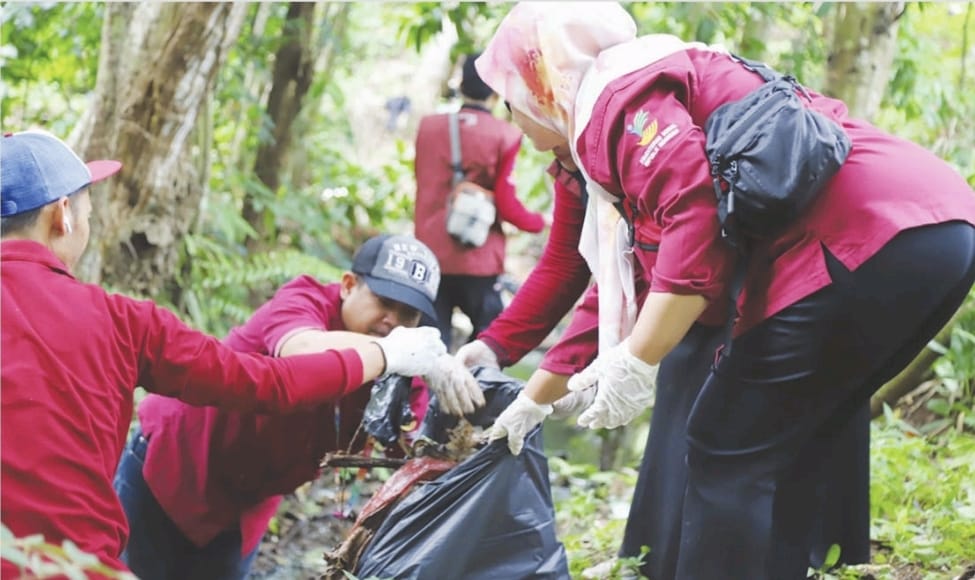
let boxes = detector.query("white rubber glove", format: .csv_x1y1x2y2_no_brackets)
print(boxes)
567,338,658,430
374,326,447,377
454,339,500,369
424,354,487,416
487,392,553,455
550,387,597,420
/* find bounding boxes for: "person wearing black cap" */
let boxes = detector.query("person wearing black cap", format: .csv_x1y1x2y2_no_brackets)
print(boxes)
414,53,547,349
115,233,485,580
0,131,450,576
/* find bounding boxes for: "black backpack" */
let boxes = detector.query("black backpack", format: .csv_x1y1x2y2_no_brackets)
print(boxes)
705,54,851,248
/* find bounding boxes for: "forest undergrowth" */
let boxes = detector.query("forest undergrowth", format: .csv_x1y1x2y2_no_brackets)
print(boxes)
245,405,975,580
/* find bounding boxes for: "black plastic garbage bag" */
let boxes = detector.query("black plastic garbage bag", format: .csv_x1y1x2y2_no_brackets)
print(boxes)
414,365,524,446
354,367,571,580
362,374,416,448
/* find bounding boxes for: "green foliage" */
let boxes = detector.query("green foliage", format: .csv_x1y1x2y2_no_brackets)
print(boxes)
186,3,422,334
550,458,645,578
878,3,975,183
627,2,828,82
870,418,975,571
0,3,101,83
807,544,843,579
552,420,975,579
395,2,509,57
0,2,102,134
185,132,417,334
174,234,345,336
0,523,137,580
927,288,975,434
512,138,559,213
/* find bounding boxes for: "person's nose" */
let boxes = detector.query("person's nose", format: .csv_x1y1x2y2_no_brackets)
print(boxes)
381,309,405,330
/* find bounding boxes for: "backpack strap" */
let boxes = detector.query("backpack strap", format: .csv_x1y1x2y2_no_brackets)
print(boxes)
713,54,779,363
719,254,748,361
447,112,465,187
610,198,660,252
571,170,589,209
729,53,812,101
728,53,781,84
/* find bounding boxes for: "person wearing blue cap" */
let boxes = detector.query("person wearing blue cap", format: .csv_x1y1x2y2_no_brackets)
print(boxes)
0,131,453,575
115,233,486,580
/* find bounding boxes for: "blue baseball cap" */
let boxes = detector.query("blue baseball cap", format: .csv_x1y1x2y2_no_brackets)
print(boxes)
352,234,441,320
1,131,122,217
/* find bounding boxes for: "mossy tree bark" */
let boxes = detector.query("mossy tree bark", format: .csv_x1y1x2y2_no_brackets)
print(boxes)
71,2,246,301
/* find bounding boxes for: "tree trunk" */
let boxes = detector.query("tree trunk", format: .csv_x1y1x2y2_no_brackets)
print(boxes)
241,1,319,252
825,2,905,120
738,6,770,62
72,3,246,299
69,2,138,284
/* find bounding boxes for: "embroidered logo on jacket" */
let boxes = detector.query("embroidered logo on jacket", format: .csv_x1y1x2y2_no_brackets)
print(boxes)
626,110,658,146
638,123,680,167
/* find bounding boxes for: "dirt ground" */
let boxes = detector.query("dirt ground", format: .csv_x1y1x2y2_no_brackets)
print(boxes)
250,474,380,580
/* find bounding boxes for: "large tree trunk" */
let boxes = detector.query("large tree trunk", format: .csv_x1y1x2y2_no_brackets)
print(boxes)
71,3,246,299
241,1,319,252
825,2,906,120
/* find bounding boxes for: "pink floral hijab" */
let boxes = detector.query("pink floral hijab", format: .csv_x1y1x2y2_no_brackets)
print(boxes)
475,1,637,140
478,2,710,351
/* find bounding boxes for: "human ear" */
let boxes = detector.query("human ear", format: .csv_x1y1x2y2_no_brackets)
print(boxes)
52,197,72,236
339,272,357,299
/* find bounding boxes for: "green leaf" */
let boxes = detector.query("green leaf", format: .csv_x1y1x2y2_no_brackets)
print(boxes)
927,339,949,355
823,543,842,568
926,397,952,417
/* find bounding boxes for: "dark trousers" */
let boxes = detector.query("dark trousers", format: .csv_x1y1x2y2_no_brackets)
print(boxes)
620,326,870,579
427,273,504,347
676,222,975,579
113,429,258,580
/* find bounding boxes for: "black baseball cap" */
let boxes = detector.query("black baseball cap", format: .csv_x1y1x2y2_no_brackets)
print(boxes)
352,234,441,320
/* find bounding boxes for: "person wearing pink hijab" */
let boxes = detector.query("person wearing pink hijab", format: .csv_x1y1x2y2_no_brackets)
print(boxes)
469,2,975,579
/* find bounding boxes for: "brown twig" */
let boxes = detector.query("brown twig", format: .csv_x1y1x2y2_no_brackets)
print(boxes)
320,453,406,469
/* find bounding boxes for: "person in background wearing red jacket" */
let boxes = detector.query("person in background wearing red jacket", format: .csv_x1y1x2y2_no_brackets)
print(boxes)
0,131,448,576
474,3,975,579
414,52,547,349
114,233,485,580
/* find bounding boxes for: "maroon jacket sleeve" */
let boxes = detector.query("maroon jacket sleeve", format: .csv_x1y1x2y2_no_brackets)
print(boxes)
479,164,591,366
539,283,599,375
132,300,364,412
492,139,546,233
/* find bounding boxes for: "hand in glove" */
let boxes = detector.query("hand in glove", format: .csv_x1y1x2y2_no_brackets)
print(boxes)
487,392,552,455
550,386,597,420
425,354,487,416
567,338,658,430
374,326,447,377
454,339,500,369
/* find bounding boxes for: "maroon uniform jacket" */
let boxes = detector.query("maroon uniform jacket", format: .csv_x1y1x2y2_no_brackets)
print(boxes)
414,104,544,276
